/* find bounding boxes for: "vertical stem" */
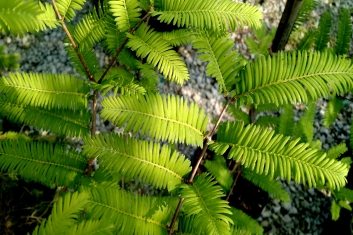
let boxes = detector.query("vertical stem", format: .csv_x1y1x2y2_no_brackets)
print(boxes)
188,97,232,183
168,198,184,235
91,90,99,135
271,0,304,53
51,0,95,82
168,98,234,231
97,13,150,84
226,169,242,201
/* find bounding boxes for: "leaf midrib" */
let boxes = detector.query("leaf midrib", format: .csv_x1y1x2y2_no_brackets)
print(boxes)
1,83,88,97
104,107,204,137
235,71,353,99
217,141,347,178
88,201,165,228
2,153,84,173
87,145,183,180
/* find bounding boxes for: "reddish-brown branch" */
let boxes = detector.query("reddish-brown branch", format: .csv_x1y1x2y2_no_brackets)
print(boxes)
167,198,184,235
188,97,232,183
51,0,95,82
226,169,242,201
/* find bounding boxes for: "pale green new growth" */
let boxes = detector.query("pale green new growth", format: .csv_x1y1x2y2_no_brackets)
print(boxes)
87,186,177,234
0,140,86,188
101,93,209,146
0,72,90,109
204,155,233,192
0,0,58,35
0,99,90,137
234,51,353,106
210,121,348,189
31,191,91,235
152,0,263,31
126,23,189,84
192,31,245,93
0,0,351,234
82,133,191,191
180,173,233,235
56,0,86,21
109,0,141,32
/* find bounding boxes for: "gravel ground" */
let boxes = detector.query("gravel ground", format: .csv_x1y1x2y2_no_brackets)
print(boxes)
1,0,353,234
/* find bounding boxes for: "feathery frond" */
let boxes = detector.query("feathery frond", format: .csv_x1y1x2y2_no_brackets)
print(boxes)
255,103,282,112
37,2,61,30
233,50,353,106
0,72,90,109
0,99,90,137
176,215,202,235
192,32,245,92
293,0,318,30
0,0,49,35
108,0,141,32
334,8,352,55
139,0,152,11
126,23,189,84
86,167,121,189
135,61,159,92
0,140,86,188
72,8,107,50
82,133,191,191
245,23,276,56
65,219,114,235
161,29,195,47
326,143,348,159
255,115,279,129
86,186,176,234
91,68,146,96
314,12,332,51
277,104,294,137
103,13,139,70
118,49,139,70
209,121,349,189
228,207,263,235
152,0,262,32
323,97,343,127
32,191,90,235
204,155,233,192
103,14,127,55
297,28,317,50
227,105,250,125
180,173,233,235
56,0,86,21
331,200,341,221
101,94,209,146
242,169,290,202
66,46,100,78
293,101,316,143
333,187,353,202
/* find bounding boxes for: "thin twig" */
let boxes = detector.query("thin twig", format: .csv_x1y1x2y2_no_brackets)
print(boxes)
230,157,242,175
188,97,233,183
51,0,95,82
168,198,184,235
170,98,234,230
91,90,99,135
97,13,150,84
226,168,242,201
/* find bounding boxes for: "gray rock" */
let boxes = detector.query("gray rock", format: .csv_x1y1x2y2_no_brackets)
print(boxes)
282,214,292,223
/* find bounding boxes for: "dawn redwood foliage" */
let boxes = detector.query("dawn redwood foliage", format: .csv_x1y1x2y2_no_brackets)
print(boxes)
0,0,352,234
